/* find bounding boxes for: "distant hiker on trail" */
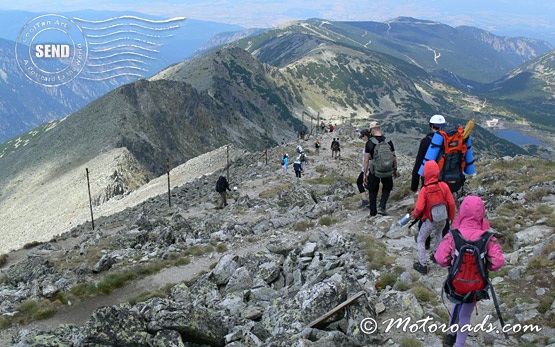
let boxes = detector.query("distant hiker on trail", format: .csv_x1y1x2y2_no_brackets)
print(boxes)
300,129,306,141
321,121,326,133
411,160,456,275
282,154,289,175
363,121,399,216
331,138,340,159
293,156,303,178
296,143,304,154
329,124,335,133
314,139,321,155
357,129,371,208
435,195,505,347
215,175,231,209
299,151,308,170
411,114,448,250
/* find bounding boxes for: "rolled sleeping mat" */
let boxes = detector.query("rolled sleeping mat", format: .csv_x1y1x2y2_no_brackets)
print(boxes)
418,132,444,176
464,136,476,175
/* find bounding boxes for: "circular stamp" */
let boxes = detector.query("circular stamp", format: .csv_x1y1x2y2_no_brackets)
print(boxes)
15,14,88,87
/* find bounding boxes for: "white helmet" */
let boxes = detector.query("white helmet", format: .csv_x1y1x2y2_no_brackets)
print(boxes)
429,114,446,125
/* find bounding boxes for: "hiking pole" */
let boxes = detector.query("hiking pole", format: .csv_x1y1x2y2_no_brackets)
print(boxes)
490,284,509,340
407,216,421,229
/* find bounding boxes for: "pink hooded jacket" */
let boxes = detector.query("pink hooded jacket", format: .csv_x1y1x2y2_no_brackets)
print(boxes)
435,195,504,271
412,160,456,222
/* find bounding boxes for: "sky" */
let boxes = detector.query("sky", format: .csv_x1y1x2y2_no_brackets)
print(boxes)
2,0,555,44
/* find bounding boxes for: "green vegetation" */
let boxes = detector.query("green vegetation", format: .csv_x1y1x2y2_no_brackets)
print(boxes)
399,336,422,347
411,284,437,304
318,216,338,226
294,220,315,231
357,235,396,270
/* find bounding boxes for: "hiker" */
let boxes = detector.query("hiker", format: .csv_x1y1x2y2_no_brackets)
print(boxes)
293,156,303,178
363,121,399,216
411,114,448,249
299,151,308,170
314,139,320,155
281,154,289,174
296,142,304,154
215,175,231,209
357,129,371,208
411,160,456,275
435,195,505,347
331,138,340,159
329,124,334,133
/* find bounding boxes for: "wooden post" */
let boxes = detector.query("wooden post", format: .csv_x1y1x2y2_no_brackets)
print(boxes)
167,159,171,208
226,145,230,180
305,291,366,328
85,168,95,230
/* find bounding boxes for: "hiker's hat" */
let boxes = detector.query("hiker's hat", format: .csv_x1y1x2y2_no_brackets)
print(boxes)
368,121,380,129
429,114,446,127
359,129,371,138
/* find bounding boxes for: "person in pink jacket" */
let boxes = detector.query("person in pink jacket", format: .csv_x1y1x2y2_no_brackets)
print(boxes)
411,160,456,275
435,195,505,347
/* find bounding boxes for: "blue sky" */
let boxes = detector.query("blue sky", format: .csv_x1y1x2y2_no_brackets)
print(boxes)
2,0,555,44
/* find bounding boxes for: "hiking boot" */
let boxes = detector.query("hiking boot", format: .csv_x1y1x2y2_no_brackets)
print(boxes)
443,333,456,347
358,200,369,208
413,262,428,275
378,208,388,216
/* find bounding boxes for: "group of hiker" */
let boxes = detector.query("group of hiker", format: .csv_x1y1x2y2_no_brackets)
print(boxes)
356,114,505,347
216,114,505,346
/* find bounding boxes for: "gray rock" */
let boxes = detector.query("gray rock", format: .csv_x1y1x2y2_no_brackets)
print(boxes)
515,225,551,247
210,254,240,285
142,297,227,347
226,267,254,294
81,305,150,346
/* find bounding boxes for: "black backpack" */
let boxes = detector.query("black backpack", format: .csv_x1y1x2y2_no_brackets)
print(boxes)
443,229,493,303
215,176,227,193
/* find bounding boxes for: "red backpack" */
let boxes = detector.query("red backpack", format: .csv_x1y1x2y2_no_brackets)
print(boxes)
423,182,448,222
443,229,493,303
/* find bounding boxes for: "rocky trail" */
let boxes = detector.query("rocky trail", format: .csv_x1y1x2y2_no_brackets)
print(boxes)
1,127,554,346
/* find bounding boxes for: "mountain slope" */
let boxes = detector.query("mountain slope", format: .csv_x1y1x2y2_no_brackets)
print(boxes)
230,17,552,84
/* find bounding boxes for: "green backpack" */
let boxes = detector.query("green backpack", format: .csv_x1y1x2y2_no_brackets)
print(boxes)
370,137,394,178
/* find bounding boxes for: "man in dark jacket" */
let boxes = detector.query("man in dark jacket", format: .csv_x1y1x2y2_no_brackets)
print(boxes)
215,176,231,209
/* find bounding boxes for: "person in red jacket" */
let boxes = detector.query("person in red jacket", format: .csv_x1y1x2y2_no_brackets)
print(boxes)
435,195,505,347
411,160,456,275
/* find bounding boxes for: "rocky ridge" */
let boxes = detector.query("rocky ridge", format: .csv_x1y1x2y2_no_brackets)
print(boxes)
1,129,555,346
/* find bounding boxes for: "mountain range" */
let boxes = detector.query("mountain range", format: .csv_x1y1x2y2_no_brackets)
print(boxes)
1,16,555,251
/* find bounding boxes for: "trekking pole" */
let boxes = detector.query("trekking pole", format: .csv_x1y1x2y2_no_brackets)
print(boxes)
490,284,510,340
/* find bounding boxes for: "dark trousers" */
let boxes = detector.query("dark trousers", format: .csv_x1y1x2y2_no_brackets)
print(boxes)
368,174,393,215
295,170,302,178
